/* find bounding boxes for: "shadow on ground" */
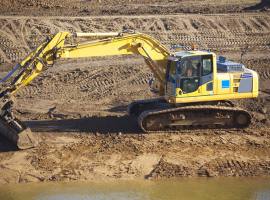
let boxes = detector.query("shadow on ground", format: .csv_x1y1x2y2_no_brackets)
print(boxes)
0,135,18,152
0,115,140,152
26,115,141,134
244,0,270,10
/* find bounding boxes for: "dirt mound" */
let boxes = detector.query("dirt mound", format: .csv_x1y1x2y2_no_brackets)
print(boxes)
1,128,270,184
1,14,270,65
147,158,270,179
0,0,265,16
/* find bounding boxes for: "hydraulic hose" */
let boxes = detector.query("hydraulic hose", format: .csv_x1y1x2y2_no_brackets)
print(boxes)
0,64,21,83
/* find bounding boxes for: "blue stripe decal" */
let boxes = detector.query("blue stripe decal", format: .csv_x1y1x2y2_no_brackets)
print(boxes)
241,73,253,78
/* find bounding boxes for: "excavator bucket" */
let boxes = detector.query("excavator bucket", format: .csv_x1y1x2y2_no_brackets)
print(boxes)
0,117,38,149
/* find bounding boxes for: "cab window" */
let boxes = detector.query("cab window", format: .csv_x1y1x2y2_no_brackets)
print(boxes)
202,57,212,76
178,56,201,93
169,61,177,75
166,60,177,81
180,56,200,78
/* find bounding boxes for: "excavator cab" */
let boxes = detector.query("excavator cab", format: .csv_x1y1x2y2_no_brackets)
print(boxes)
165,50,258,105
165,52,214,102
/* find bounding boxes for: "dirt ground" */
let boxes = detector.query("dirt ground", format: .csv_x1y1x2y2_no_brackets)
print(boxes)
0,0,269,16
0,1,270,184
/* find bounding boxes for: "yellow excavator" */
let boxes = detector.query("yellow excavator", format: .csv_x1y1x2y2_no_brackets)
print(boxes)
0,30,259,149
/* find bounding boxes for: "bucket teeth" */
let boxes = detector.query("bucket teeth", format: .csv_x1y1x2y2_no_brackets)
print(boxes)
16,127,38,149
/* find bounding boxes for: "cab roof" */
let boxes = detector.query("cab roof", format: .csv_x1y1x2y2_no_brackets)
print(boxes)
174,50,213,58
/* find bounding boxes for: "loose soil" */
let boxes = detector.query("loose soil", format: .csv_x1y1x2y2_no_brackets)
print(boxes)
0,1,270,184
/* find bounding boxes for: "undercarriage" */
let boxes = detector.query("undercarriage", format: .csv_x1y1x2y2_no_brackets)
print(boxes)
129,98,251,132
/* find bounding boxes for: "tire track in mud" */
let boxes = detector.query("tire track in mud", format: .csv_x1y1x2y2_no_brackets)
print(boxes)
16,63,153,105
0,13,270,65
244,58,270,80
147,158,270,178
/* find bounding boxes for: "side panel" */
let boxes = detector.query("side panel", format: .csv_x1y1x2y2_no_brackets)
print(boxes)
169,71,258,103
238,77,253,93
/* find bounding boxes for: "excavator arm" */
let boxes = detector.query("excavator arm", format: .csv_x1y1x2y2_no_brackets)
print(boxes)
59,32,169,84
0,31,170,149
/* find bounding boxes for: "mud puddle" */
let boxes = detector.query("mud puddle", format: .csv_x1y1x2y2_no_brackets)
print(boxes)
1,178,270,200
